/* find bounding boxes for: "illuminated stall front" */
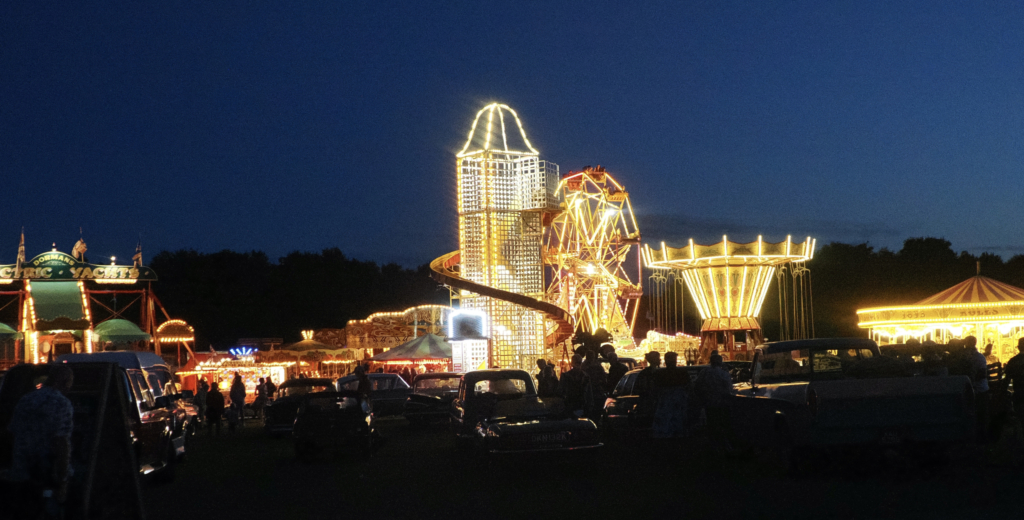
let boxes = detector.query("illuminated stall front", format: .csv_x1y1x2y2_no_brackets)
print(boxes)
177,347,290,401
0,244,190,366
858,275,1024,363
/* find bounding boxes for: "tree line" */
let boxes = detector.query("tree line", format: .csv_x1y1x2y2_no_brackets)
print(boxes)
772,237,1024,339
149,237,1024,349
149,248,449,348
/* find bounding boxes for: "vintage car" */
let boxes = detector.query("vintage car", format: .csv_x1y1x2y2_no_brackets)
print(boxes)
451,369,602,454
601,362,751,437
403,372,462,426
2,354,192,482
336,372,411,417
729,338,975,455
264,378,335,437
57,352,193,480
292,390,378,462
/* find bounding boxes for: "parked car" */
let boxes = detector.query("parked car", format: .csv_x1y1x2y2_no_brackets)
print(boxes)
729,338,975,458
264,378,335,437
336,372,411,417
403,372,462,425
56,352,193,480
292,391,379,462
602,361,752,437
451,369,602,454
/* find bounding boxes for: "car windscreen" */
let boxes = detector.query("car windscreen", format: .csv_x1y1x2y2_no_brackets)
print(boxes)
472,378,529,398
413,377,460,394
279,384,333,397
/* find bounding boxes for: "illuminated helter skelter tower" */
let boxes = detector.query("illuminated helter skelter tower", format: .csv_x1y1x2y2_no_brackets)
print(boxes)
544,166,643,347
643,236,815,363
431,103,571,370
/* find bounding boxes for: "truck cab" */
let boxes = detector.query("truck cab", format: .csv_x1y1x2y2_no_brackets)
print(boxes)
731,338,975,450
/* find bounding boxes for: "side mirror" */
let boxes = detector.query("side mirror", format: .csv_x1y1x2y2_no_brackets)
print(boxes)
155,395,173,409
182,390,195,399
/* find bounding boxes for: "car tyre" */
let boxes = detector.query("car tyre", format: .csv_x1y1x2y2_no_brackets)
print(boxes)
153,441,177,485
295,441,318,463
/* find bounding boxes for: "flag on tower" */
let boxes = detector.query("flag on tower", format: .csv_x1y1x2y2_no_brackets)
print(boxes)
15,230,25,277
132,241,143,267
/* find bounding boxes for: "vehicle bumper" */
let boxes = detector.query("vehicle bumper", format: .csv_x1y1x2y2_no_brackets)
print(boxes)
487,443,603,454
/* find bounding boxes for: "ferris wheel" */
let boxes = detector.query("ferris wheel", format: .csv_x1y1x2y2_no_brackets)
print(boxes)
544,166,643,346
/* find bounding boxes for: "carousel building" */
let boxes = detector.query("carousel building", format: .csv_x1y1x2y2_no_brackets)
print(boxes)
857,274,1024,363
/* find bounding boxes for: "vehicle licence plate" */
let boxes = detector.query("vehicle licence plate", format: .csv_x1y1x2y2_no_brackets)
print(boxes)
531,432,568,444
880,430,901,445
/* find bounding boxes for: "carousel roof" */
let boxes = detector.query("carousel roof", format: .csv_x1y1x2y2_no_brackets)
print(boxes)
915,276,1024,305
282,338,334,352
371,334,452,362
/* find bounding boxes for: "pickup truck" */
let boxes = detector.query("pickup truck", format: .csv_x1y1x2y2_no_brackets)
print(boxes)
728,338,975,455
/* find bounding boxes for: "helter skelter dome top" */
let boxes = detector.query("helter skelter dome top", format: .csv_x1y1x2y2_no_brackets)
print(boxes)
457,103,539,157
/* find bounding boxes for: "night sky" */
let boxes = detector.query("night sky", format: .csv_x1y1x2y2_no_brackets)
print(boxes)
2,2,1022,267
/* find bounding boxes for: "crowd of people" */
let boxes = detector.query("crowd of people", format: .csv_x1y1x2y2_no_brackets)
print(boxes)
193,372,279,436
535,347,735,442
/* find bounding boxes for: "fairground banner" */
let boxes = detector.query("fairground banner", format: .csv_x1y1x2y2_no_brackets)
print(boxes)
0,251,157,282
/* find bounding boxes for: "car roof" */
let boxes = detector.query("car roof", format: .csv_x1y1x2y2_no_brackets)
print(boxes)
57,351,169,371
759,338,878,354
412,372,460,381
463,369,531,383
278,378,334,388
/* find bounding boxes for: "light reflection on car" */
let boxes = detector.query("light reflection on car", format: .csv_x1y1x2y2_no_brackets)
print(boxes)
403,372,461,426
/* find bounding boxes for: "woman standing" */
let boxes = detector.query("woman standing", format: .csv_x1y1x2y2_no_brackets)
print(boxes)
229,372,246,432
206,382,225,436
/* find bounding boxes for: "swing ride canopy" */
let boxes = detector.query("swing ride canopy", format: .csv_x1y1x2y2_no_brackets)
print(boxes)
643,235,815,324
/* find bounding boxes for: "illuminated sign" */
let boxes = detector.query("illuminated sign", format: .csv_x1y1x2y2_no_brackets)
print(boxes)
0,251,157,283
448,309,489,340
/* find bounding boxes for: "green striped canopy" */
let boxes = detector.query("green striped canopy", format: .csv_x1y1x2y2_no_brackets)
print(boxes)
94,319,151,343
0,322,22,340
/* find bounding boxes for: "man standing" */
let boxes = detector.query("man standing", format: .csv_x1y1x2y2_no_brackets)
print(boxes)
5,364,75,517
1003,338,1024,417
605,352,628,394
195,377,209,426
965,336,991,442
652,352,691,439
558,354,588,417
696,354,736,446
265,376,277,400
635,351,661,423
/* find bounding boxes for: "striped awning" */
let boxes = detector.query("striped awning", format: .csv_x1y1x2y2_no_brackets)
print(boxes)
915,276,1024,305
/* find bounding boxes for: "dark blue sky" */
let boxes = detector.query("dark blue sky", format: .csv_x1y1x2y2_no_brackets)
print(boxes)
2,2,1022,266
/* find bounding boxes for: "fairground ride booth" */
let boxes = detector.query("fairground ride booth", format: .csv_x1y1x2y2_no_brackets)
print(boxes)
0,247,192,368
858,274,1024,363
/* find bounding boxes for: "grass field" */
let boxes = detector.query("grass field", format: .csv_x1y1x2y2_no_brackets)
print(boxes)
143,416,1024,520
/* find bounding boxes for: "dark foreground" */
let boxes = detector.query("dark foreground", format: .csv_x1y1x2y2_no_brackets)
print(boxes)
144,418,1024,520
